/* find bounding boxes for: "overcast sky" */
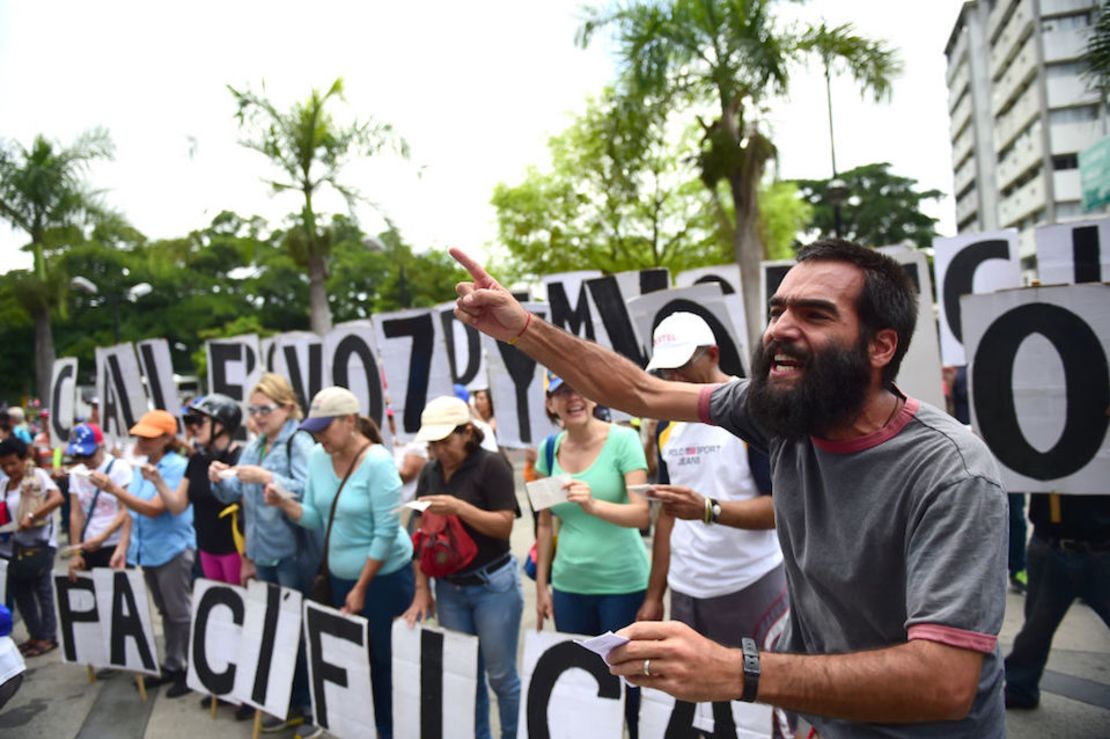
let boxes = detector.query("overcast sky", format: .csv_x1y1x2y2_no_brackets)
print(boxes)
0,0,967,273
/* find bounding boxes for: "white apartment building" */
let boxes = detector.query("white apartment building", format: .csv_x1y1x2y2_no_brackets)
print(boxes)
946,0,1106,265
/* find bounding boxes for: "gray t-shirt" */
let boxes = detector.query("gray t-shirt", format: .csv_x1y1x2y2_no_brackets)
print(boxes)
703,380,1008,739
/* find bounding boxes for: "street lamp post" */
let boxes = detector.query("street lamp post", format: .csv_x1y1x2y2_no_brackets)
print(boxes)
824,55,848,239
69,276,152,343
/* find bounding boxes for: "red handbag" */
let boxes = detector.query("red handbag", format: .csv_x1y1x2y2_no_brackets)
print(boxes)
412,511,478,578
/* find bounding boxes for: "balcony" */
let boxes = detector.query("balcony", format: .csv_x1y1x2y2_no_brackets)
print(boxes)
999,171,1048,226
990,0,1035,72
948,66,971,112
1050,118,1104,154
952,125,976,166
1054,169,1082,200
1043,27,1092,64
956,191,980,225
995,84,1043,151
997,131,1045,190
947,29,970,85
992,33,1039,113
950,93,973,138
989,0,1027,44
954,156,977,195
1040,0,1096,16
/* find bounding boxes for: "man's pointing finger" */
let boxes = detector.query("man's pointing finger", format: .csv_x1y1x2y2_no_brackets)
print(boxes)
449,247,493,286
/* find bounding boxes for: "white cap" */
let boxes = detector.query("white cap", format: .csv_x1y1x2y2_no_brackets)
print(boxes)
414,396,472,443
644,312,716,372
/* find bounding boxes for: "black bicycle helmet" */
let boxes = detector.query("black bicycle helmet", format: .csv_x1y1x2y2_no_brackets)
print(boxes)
193,393,242,439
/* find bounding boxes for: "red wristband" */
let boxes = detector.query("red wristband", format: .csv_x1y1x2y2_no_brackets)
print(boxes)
508,312,533,346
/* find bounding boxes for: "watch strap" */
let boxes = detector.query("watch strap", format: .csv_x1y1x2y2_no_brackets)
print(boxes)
740,637,760,702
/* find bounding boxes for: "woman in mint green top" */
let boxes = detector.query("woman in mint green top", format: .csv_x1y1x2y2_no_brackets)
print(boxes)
533,372,649,738
266,386,413,739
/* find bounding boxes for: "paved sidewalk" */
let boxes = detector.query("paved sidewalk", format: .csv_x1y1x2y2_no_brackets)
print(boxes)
2,459,1107,737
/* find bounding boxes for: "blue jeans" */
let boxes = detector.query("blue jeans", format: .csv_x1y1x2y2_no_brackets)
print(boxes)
553,588,645,739
256,557,312,715
435,556,524,739
1004,536,1110,704
330,566,415,739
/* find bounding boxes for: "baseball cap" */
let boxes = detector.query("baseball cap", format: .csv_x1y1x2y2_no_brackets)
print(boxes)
129,410,178,438
414,396,471,443
67,423,104,456
543,369,564,395
644,312,716,373
299,387,361,433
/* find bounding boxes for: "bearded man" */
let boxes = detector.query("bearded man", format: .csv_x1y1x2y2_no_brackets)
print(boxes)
449,239,1007,738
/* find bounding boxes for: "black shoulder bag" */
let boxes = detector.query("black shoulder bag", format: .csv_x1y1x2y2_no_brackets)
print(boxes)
309,443,371,605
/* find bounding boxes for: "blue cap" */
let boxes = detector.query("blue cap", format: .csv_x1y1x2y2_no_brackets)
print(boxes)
453,384,470,402
66,423,104,457
0,604,12,637
544,370,564,395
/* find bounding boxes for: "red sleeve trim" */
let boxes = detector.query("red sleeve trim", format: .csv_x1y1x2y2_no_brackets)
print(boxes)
813,397,920,454
697,384,718,425
907,623,997,654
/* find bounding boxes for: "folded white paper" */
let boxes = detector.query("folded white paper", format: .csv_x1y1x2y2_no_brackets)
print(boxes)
525,475,572,511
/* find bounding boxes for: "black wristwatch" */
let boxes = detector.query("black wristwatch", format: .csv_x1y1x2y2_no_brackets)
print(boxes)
740,637,760,702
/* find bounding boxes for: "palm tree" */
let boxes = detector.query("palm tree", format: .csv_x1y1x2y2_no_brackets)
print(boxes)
579,0,901,346
229,78,408,334
0,129,113,399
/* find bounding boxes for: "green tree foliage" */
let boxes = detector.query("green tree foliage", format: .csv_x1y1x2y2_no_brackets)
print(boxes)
790,162,942,250
578,0,901,344
229,78,408,334
1082,1,1110,98
492,90,727,281
0,128,114,398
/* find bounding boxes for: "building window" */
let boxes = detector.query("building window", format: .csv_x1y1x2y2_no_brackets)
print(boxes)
1055,202,1083,219
1049,105,1099,123
1052,154,1079,170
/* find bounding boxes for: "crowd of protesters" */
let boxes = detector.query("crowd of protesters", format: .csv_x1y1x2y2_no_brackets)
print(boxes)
0,238,1106,739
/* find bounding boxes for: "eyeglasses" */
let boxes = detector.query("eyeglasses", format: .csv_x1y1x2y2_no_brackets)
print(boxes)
659,347,708,380
247,404,280,417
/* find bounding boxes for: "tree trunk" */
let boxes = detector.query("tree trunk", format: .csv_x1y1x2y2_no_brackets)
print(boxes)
730,171,767,357
307,252,333,335
32,305,56,406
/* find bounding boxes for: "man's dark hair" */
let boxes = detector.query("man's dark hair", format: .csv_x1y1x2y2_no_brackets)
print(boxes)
796,239,917,386
0,437,28,459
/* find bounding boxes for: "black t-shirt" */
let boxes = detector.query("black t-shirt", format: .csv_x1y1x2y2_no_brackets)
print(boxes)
415,447,519,573
186,445,243,555
1029,493,1110,543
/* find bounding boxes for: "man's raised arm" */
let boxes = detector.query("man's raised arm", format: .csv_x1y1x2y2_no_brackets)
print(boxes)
450,247,703,423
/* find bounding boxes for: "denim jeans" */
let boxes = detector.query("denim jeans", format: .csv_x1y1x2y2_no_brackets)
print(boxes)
435,556,524,739
11,556,57,642
1004,536,1110,704
553,588,645,739
329,567,414,739
256,557,312,715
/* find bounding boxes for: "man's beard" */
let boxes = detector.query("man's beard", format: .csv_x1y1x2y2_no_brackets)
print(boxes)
746,334,872,441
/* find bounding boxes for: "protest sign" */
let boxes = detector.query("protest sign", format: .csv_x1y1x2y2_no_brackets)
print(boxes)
304,600,375,738
325,320,387,439
234,580,303,716
626,283,749,379
934,230,1022,365
373,308,454,441
53,572,108,667
187,579,245,698
272,332,326,413
135,339,180,418
963,283,1109,493
676,264,751,361
439,303,487,390
206,333,262,408
482,304,559,449
639,687,774,739
91,568,160,676
1035,217,1110,285
96,343,148,445
391,621,480,739
48,357,78,447
519,630,625,739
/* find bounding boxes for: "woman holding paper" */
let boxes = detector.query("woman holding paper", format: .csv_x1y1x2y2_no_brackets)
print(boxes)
101,410,191,697
401,395,522,739
533,371,650,739
265,386,413,739
66,422,132,576
151,395,243,585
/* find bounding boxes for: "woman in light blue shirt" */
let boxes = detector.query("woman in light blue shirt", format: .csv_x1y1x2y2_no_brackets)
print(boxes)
266,386,413,739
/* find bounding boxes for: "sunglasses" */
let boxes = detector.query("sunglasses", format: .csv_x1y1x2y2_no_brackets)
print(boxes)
247,404,281,417
183,413,206,426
